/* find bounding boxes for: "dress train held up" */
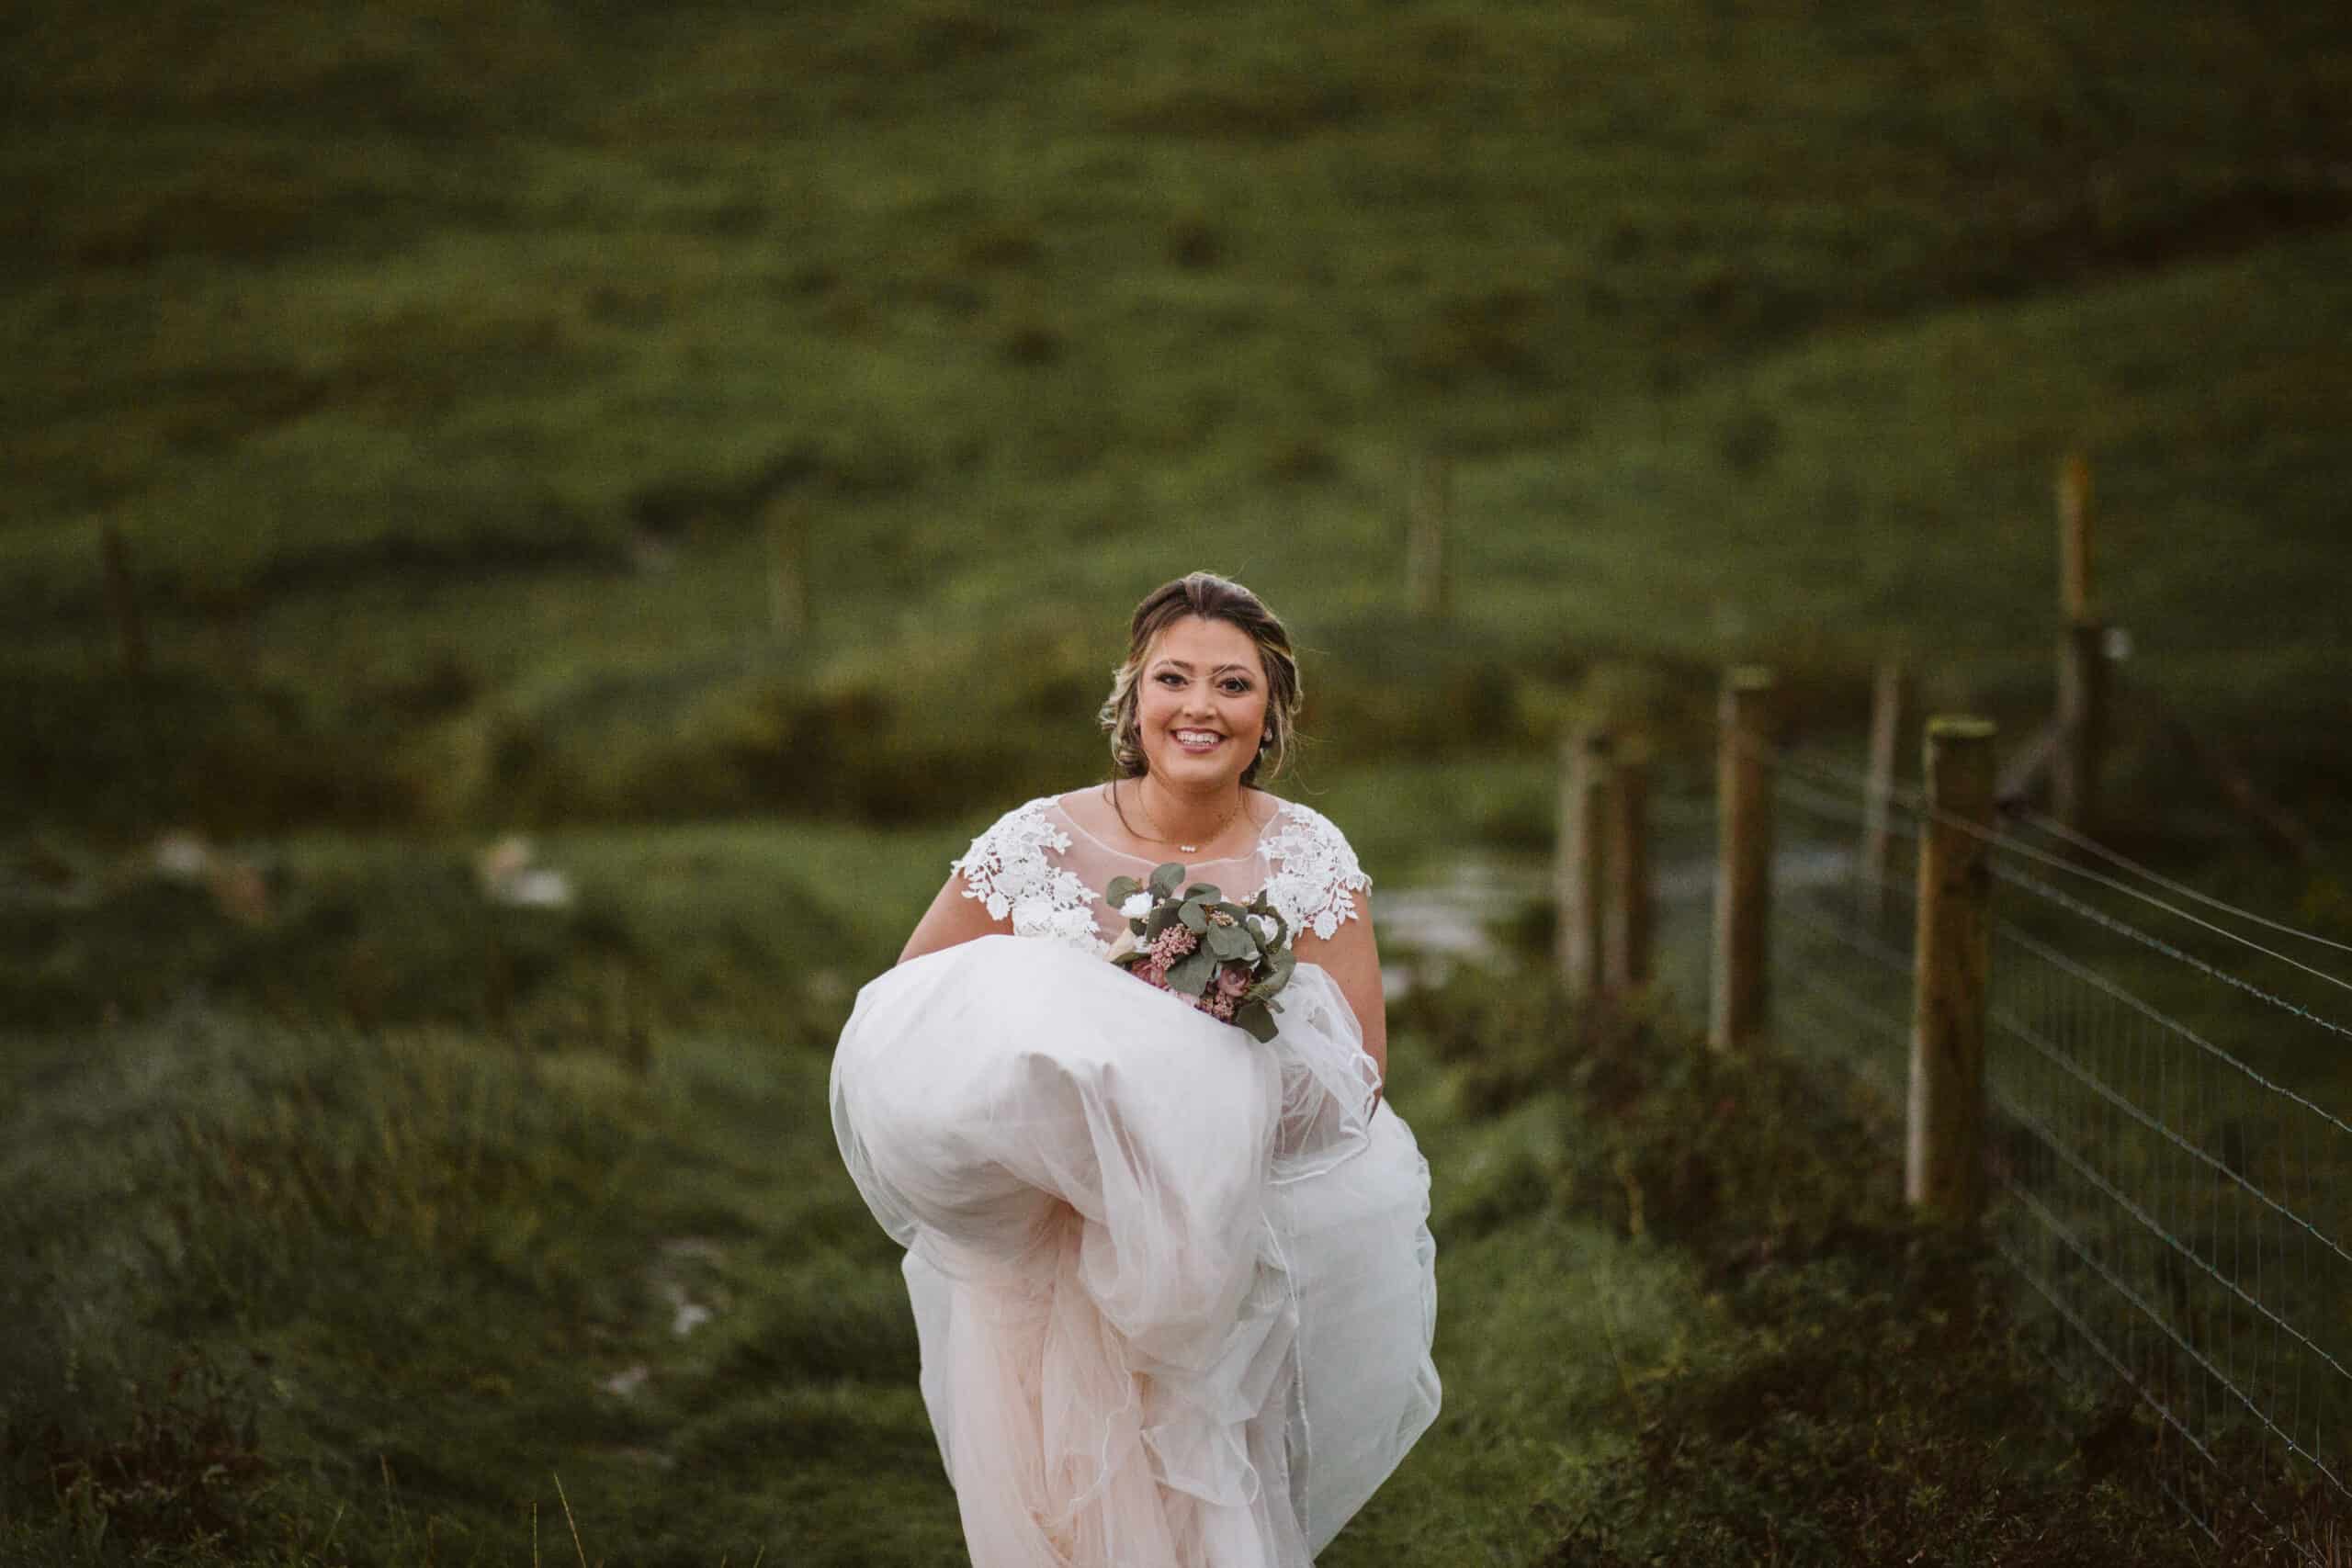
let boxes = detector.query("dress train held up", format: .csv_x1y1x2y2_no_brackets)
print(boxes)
832,930,1440,1566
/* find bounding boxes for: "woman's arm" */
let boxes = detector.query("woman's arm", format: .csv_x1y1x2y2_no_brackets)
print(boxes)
1295,903,1388,1111
898,873,1012,964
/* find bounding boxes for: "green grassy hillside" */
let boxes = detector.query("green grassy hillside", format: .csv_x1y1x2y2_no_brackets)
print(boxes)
6,0,2348,835
2,826,2266,1564
7,6,2348,1558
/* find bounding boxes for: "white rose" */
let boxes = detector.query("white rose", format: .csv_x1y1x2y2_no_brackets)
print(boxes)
1248,914,1277,945
1119,893,1155,920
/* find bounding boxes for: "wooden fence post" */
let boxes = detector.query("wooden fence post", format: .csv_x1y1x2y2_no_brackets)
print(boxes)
2055,620,2107,835
1860,662,1906,925
2059,454,2093,624
1556,728,1611,997
1908,716,1997,1220
2053,454,2106,833
1407,451,1450,619
1710,668,1775,1052
1604,743,1653,992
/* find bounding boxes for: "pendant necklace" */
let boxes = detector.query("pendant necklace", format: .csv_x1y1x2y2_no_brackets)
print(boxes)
1135,782,1241,855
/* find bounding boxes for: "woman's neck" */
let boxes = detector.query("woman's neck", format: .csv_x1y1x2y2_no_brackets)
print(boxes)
1132,775,1250,853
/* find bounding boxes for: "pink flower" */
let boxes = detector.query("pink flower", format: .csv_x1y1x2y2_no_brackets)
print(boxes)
1182,990,1234,1020
1150,926,1200,962
1135,925,1200,989
1216,964,1250,998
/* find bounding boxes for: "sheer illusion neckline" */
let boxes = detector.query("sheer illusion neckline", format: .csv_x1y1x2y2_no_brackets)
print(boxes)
1053,789,1283,868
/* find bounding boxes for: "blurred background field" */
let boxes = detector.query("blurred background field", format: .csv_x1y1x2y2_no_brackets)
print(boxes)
6,0,2351,1562
6,0,2350,836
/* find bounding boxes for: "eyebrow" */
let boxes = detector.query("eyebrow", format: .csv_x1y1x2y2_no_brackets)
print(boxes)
1152,660,1255,676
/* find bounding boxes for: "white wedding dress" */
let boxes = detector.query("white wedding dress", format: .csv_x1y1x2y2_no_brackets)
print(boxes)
831,793,1441,1566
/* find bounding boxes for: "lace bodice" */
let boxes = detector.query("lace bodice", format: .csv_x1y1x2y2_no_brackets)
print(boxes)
951,791,1371,956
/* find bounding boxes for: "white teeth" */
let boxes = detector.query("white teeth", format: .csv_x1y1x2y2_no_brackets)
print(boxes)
1175,730,1222,745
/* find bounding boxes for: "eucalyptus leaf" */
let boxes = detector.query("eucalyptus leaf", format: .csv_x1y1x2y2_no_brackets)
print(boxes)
1148,863,1186,897
1179,899,1208,934
1167,946,1216,995
1146,905,1177,940
1207,923,1252,961
1105,874,1142,906
1184,884,1222,904
1235,1001,1277,1043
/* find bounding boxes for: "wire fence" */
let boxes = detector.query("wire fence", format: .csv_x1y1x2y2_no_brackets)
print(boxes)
1758,750,2352,1550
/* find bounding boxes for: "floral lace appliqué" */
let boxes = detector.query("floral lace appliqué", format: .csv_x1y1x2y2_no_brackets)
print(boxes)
952,797,1105,954
1261,801,1371,942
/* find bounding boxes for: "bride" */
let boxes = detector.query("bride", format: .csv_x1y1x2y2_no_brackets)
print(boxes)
831,572,1442,1565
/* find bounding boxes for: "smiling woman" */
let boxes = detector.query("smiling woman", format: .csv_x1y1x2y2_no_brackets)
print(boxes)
1100,574,1299,800
831,571,1440,1566
1125,616,1272,836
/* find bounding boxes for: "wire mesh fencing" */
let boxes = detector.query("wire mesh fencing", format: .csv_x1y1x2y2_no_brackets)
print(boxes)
1754,749,2352,1549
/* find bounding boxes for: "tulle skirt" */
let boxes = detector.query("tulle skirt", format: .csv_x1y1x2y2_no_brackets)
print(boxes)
831,934,1440,1566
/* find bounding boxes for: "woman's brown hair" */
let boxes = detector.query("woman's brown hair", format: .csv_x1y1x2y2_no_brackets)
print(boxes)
1098,571,1302,789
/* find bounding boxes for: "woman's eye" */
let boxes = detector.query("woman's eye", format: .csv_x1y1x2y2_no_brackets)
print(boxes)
1220,681,1249,694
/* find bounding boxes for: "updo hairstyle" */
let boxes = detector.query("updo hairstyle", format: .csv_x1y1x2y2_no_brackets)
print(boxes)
1098,572,1302,788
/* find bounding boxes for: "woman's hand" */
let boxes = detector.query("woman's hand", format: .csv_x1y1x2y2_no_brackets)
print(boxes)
898,873,1012,964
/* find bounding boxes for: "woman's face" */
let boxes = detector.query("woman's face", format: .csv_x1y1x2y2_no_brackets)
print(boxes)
1135,615,1271,794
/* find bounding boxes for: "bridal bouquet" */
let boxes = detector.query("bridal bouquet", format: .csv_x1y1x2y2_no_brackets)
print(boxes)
1103,863,1295,1043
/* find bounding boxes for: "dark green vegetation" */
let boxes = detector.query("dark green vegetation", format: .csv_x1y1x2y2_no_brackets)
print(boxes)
6,0,2350,835
2,831,978,1566
9,0,2351,1561
1405,971,2338,1564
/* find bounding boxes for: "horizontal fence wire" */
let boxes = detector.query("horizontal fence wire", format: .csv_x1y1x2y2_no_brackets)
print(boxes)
1753,746,2352,1552
1650,798,1720,1010
2013,805,2352,964
1769,746,2352,1015
1767,768,1918,1095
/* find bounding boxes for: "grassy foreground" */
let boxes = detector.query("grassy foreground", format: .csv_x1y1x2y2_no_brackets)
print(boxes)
5,818,2324,1565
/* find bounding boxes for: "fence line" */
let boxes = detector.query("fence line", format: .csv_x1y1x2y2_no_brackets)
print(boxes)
2013,806,2352,962
1990,857,2352,1051
1737,732,2351,1551
1992,1221,2233,1551
1769,744,2352,1005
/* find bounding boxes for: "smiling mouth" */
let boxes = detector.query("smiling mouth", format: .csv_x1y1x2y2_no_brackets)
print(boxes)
1172,729,1225,748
